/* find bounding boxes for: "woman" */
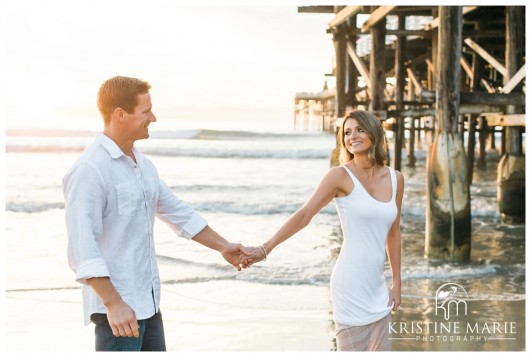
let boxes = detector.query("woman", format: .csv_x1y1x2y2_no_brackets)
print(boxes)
242,110,403,351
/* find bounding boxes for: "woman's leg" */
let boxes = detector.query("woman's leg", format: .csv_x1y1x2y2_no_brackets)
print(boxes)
335,314,391,351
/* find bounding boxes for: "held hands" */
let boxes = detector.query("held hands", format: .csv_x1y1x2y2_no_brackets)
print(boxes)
220,243,268,270
239,245,268,268
220,242,249,271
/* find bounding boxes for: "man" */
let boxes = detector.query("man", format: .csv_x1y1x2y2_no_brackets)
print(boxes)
63,76,247,351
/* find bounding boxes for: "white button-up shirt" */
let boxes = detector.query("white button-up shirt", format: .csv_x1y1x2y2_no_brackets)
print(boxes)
63,133,207,325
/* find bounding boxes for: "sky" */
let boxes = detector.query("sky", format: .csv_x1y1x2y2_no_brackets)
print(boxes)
3,0,336,130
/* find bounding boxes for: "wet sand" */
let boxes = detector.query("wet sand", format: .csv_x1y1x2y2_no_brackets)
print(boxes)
4,281,333,353
6,282,524,353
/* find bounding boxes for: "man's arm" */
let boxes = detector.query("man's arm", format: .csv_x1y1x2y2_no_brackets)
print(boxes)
192,225,246,271
64,163,139,336
155,179,247,270
86,277,139,338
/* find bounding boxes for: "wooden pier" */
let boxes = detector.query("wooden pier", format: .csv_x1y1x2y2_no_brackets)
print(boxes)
295,6,525,260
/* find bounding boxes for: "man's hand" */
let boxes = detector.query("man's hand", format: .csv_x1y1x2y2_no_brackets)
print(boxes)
86,277,139,338
192,225,256,271
221,242,249,271
106,299,140,338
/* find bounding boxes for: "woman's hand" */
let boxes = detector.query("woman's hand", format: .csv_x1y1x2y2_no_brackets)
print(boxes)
388,283,402,311
239,245,267,267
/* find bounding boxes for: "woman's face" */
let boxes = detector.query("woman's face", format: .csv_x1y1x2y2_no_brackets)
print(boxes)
343,118,372,155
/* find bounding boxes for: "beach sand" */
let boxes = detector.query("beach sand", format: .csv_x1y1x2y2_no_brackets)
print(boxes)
4,209,333,353
5,281,333,353
4,280,527,353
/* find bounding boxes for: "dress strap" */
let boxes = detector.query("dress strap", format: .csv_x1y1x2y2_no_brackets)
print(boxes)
341,165,360,185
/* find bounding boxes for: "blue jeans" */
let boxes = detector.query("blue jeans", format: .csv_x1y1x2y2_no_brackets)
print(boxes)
91,311,166,351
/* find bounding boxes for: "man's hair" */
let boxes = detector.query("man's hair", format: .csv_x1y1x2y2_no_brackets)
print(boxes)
97,76,151,124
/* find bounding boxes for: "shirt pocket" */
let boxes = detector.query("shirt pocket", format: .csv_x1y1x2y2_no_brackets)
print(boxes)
115,181,142,216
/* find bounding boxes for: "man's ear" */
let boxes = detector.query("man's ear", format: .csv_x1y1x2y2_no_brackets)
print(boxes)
112,107,125,123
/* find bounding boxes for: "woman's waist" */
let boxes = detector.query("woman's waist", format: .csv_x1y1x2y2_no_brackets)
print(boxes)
336,245,386,263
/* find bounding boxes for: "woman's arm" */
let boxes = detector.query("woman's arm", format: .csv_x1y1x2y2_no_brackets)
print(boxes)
243,166,348,265
386,170,404,311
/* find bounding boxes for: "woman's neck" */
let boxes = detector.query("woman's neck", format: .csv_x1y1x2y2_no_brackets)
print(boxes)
351,157,378,180
352,155,374,170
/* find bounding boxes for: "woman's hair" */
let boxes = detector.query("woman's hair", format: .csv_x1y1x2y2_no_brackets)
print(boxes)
339,110,388,165
97,76,151,124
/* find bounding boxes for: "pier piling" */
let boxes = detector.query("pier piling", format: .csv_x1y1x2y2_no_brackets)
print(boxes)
295,5,525,245
425,6,471,261
497,6,525,224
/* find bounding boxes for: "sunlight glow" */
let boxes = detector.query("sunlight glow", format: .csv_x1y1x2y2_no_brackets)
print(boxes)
5,1,334,129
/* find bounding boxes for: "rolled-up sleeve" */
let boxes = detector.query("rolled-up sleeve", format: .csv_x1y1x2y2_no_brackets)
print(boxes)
63,162,109,284
155,179,207,239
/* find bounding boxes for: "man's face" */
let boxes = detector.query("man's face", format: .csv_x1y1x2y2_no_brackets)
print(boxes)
123,92,156,141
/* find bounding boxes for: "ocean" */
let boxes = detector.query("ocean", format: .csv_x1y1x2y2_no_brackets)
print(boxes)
4,119,525,351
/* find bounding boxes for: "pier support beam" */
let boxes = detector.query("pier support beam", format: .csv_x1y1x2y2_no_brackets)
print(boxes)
466,47,482,183
345,14,359,112
426,6,471,261
333,26,347,118
392,15,406,171
369,6,386,112
497,6,525,223
477,117,487,168
466,114,478,184
407,118,417,167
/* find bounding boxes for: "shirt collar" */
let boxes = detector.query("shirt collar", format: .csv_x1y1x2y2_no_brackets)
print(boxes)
96,133,126,159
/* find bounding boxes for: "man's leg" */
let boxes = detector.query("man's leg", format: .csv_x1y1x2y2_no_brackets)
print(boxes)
141,311,166,351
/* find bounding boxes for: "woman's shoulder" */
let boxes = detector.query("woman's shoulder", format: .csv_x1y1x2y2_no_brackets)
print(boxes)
331,164,360,177
386,166,405,186
326,165,354,196
384,165,403,177
391,167,404,179
328,164,345,171
322,165,351,184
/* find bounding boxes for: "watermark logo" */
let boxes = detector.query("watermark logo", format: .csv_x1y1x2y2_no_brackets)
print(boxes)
435,283,468,320
388,282,518,346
